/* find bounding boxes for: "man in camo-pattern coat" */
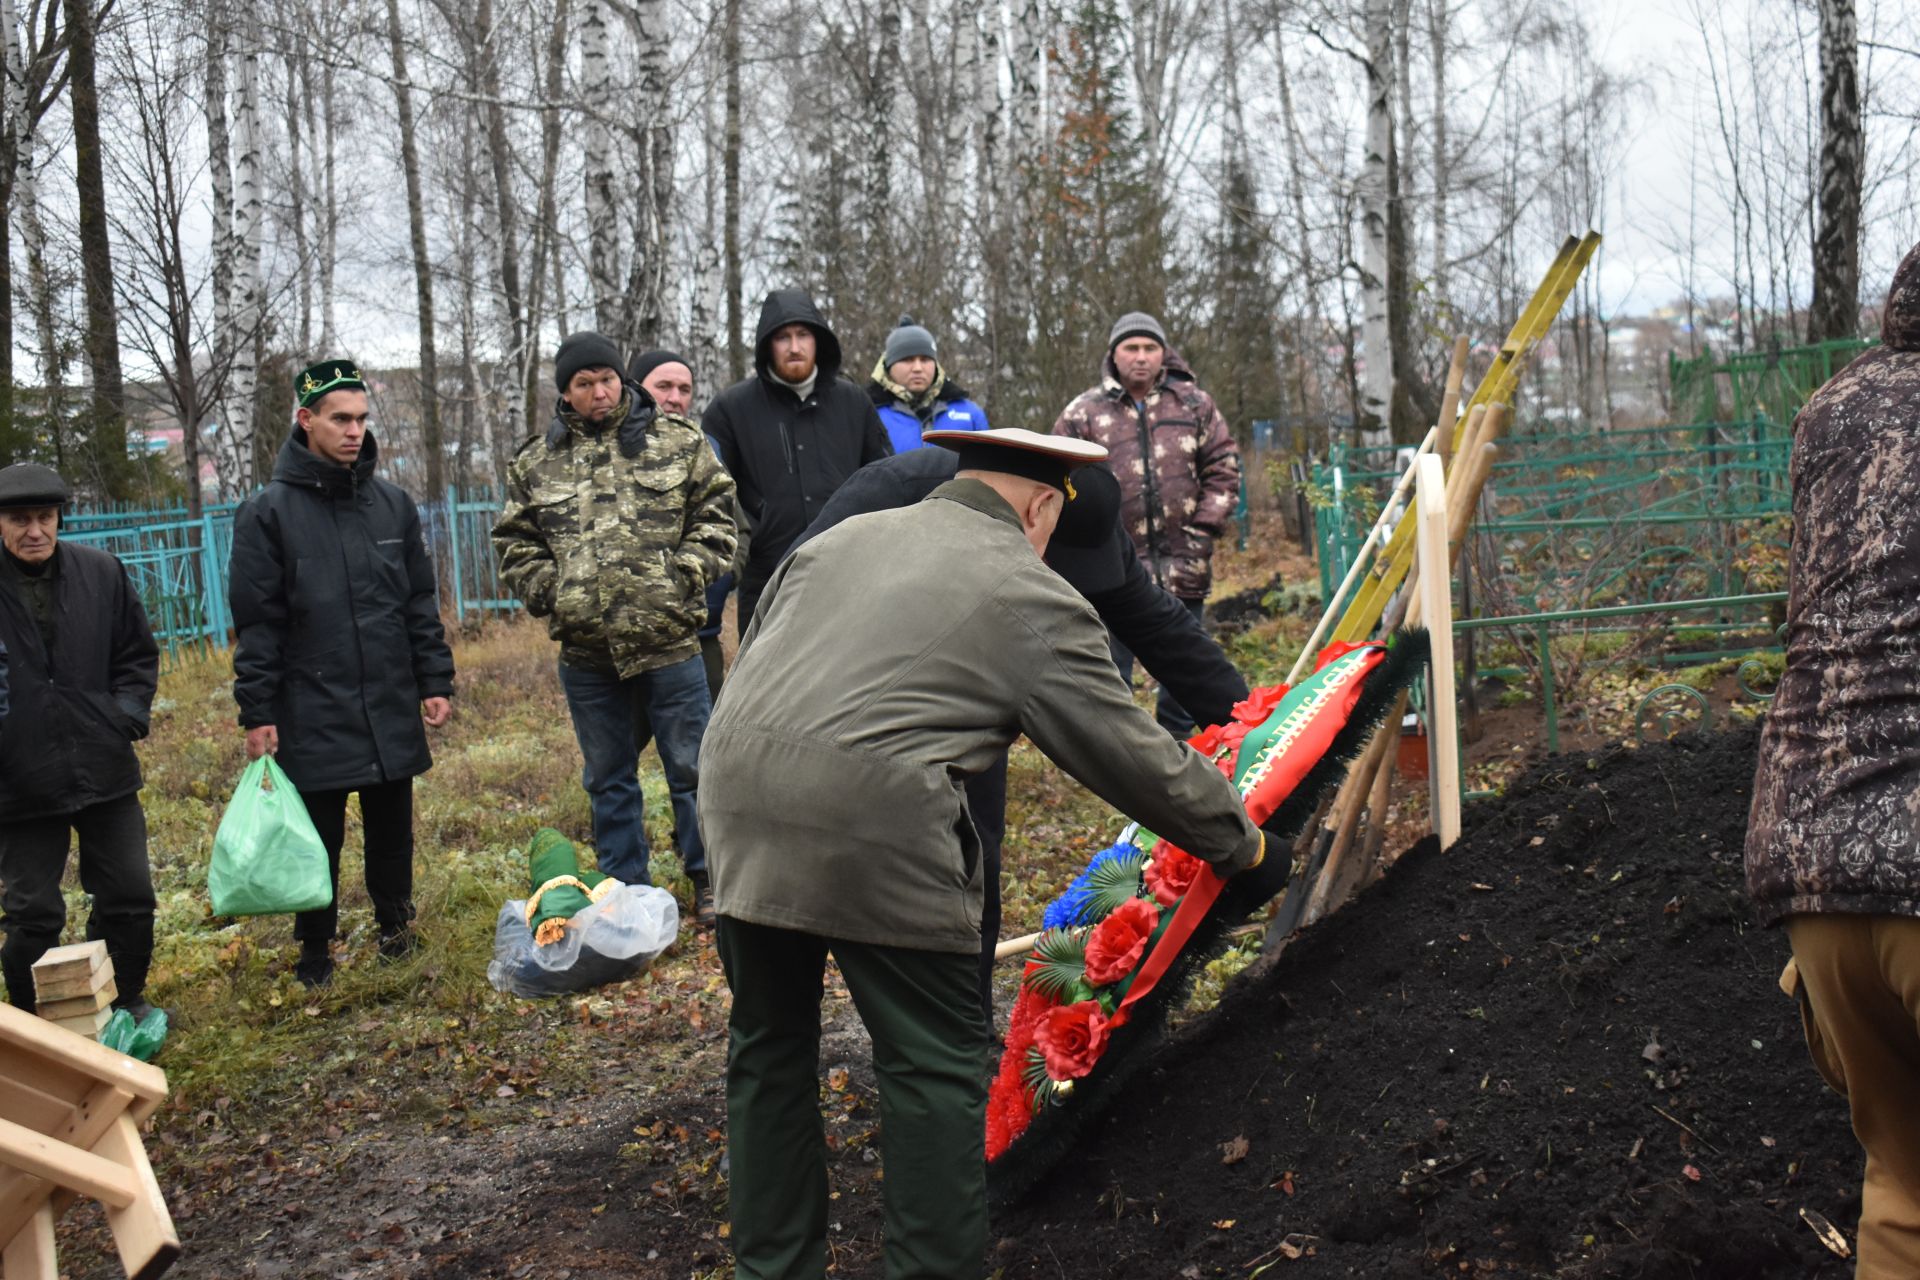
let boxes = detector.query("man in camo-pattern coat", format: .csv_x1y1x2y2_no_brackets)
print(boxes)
1052,311,1241,737
494,332,737,924
1745,240,1920,1280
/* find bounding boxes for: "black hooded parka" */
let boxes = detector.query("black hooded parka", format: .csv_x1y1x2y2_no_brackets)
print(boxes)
700,289,891,624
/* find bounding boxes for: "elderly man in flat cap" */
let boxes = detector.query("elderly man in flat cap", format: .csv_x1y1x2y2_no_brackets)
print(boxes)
0,463,163,1019
228,359,456,988
699,428,1268,1280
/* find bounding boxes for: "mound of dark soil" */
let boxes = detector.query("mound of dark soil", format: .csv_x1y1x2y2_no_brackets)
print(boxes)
409,727,1859,1280
1210,572,1291,635
992,724,1859,1277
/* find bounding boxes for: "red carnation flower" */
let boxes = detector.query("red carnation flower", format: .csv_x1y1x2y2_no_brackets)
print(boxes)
1232,684,1289,725
1187,723,1227,755
1144,844,1207,906
1035,1000,1112,1080
1082,897,1161,987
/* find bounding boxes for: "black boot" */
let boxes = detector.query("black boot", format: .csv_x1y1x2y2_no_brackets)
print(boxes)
377,923,418,961
295,939,334,988
1,929,61,1015
91,916,156,1013
689,871,717,929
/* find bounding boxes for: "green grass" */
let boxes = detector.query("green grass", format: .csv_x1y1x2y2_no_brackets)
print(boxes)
89,621,716,1126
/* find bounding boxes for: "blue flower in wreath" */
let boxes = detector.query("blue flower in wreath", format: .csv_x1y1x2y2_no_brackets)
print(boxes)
1043,841,1143,930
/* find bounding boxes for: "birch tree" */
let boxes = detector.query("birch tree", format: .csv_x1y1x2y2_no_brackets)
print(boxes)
64,0,131,492
386,0,442,500
582,0,619,331
1357,0,1394,446
1807,0,1861,342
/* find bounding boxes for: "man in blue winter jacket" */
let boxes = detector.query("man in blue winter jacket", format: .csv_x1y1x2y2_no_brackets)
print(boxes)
866,316,990,454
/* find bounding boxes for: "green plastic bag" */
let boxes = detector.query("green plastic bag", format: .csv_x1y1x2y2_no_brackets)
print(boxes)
99,1007,168,1062
208,757,332,916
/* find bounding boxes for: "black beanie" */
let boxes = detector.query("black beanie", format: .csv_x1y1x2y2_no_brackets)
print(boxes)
629,348,694,386
554,332,625,390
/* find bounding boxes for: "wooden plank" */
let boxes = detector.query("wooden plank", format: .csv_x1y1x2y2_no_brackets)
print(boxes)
0,1082,135,1246
0,1007,167,1107
0,1049,90,1113
1328,235,1598,647
96,1113,180,1280
0,1114,136,1208
28,944,108,988
30,969,114,1005
48,1010,111,1041
32,980,116,1016
0,1201,57,1280
1415,455,1462,848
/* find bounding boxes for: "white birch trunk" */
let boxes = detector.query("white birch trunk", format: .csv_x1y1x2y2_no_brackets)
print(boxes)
627,0,671,348
582,0,618,332
230,33,265,486
1357,0,1394,447
974,0,1002,236
318,48,338,351
204,8,243,497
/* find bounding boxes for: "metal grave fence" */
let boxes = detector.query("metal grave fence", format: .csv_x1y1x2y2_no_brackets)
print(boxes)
61,488,519,662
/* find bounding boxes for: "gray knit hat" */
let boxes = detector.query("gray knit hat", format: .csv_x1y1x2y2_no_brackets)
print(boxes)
883,315,938,368
1108,311,1167,352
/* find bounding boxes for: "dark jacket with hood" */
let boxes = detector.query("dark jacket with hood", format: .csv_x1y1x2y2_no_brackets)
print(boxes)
701,290,891,622
1052,346,1242,601
1746,240,1920,925
0,543,158,820
229,429,455,793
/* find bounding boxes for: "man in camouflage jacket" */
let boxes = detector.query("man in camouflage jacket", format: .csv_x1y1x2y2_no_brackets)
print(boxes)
494,333,737,922
1745,240,1920,1280
1052,311,1241,736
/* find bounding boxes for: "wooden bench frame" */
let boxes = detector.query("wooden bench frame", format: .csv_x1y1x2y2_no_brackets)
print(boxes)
0,1003,177,1279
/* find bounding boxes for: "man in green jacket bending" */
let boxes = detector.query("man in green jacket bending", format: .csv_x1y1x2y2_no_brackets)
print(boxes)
699,427,1265,1280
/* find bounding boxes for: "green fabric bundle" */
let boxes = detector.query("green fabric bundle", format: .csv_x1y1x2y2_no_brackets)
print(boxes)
524,828,614,946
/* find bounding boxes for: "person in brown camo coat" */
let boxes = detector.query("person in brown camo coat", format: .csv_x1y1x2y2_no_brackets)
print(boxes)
1745,239,1920,1280
1052,311,1242,737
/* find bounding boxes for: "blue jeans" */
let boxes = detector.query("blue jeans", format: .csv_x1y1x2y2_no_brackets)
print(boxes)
557,655,711,885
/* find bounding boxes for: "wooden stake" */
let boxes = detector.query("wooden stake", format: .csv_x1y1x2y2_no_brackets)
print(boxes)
1415,454,1462,848
1283,426,1438,689
1435,336,1471,468
1302,717,1400,926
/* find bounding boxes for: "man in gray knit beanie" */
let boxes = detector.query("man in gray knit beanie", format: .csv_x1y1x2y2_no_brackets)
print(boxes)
868,316,991,453
1051,308,1243,738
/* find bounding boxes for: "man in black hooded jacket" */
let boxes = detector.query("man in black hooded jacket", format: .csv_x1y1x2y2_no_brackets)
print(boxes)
228,360,456,988
701,289,891,633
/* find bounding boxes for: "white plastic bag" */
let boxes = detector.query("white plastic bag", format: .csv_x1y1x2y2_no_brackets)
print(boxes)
487,881,680,997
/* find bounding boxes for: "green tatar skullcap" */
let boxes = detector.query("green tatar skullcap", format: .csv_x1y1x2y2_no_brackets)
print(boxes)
297,358,366,407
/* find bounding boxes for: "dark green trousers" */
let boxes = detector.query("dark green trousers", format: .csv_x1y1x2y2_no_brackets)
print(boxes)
717,915,989,1280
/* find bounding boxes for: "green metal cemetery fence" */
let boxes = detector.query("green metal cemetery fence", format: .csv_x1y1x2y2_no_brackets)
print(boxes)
1303,404,1810,758
1310,418,1794,620
1667,336,1876,424
62,488,518,662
